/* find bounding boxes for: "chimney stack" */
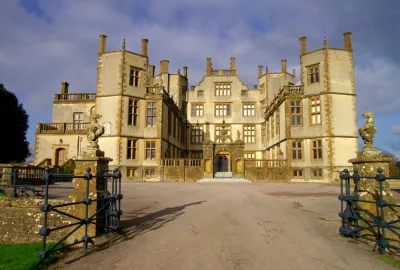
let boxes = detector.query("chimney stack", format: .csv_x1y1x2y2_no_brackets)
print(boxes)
258,65,263,78
148,65,155,77
230,57,236,75
99,34,107,54
141,39,148,57
343,32,352,51
281,59,287,73
206,58,212,76
183,66,188,77
61,81,69,94
299,36,307,55
160,60,169,74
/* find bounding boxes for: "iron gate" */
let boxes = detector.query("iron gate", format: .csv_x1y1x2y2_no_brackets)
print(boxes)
38,167,123,258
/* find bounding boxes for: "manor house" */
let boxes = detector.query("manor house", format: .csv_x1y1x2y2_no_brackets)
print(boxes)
34,32,358,182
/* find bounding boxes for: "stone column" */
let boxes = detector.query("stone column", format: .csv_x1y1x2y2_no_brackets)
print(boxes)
348,111,397,247
68,152,112,243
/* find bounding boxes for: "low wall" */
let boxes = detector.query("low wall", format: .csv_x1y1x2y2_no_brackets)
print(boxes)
0,198,72,244
245,166,292,182
162,166,204,182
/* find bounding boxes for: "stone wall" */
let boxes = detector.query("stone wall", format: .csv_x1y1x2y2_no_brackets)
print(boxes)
162,166,204,182
0,198,73,244
245,166,292,182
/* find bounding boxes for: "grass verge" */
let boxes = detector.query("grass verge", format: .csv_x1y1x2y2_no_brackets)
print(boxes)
0,189,8,198
0,242,63,270
378,254,400,268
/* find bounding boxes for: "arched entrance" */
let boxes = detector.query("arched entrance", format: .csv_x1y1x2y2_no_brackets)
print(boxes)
55,148,67,166
217,155,229,172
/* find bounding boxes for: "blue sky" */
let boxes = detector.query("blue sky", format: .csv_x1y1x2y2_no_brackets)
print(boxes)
0,0,399,160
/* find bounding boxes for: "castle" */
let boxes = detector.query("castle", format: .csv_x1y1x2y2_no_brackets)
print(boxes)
34,32,358,182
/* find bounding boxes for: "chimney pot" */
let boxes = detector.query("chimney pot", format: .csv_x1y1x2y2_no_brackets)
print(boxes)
206,58,212,76
299,36,307,55
183,66,188,77
99,35,107,54
61,81,69,94
343,32,353,51
258,65,263,78
149,65,155,78
141,39,148,57
160,60,169,74
281,59,287,73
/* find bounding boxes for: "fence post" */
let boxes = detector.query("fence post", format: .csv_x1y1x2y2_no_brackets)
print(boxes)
11,168,18,198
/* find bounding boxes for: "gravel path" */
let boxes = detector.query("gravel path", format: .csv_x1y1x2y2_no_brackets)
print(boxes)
51,182,396,270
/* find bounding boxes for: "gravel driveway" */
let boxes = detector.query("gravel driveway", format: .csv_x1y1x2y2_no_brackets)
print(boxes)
51,182,397,270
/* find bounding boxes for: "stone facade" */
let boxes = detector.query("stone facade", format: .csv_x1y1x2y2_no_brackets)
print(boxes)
34,32,358,182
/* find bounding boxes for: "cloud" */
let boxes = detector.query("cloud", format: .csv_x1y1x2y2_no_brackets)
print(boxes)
0,0,399,157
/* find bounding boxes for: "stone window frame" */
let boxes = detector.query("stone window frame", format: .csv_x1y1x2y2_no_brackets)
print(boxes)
271,113,275,138
191,151,203,159
214,103,231,117
243,124,256,144
309,96,322,125
290,100,303,127
244,151,256,159
311,139,323,160
241,90,248,97
127,139,137,160
73,112,84,130
128,98,139,126
191,125,204,144
126,167,138,177
276,107,280,136
307,63,320,84
311,168,323,179
129,66,141,87
214,82,231,96
261,123,266,144
146,102,157,127
293,169,304,179
242,103,255,117
197,90,204,97
145,140,156,160
191,103,204,117
292,140,303,161
144,167,156,178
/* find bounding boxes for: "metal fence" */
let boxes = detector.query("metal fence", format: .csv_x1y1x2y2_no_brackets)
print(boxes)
339,164,400,255
0,166,123,258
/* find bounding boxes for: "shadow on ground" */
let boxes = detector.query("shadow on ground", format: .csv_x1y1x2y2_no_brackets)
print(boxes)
61,201,206,265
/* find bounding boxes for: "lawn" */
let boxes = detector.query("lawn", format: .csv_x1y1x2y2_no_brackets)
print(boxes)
0,242,62,270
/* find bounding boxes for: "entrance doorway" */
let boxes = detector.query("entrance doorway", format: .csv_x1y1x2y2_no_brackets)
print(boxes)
215,151,232,178
55,148,67,166
217,155,229,172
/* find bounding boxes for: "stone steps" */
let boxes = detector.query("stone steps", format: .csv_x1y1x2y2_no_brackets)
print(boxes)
197,178,252,183
214,172,233,178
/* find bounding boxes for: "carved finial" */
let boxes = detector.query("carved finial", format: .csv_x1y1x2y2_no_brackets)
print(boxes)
323,37,328,48
293,69,296,76
237,130,241,141
122,38,126,50
265,65,269,73
358,111,382,158
178,68,180,75
86,114,105,154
